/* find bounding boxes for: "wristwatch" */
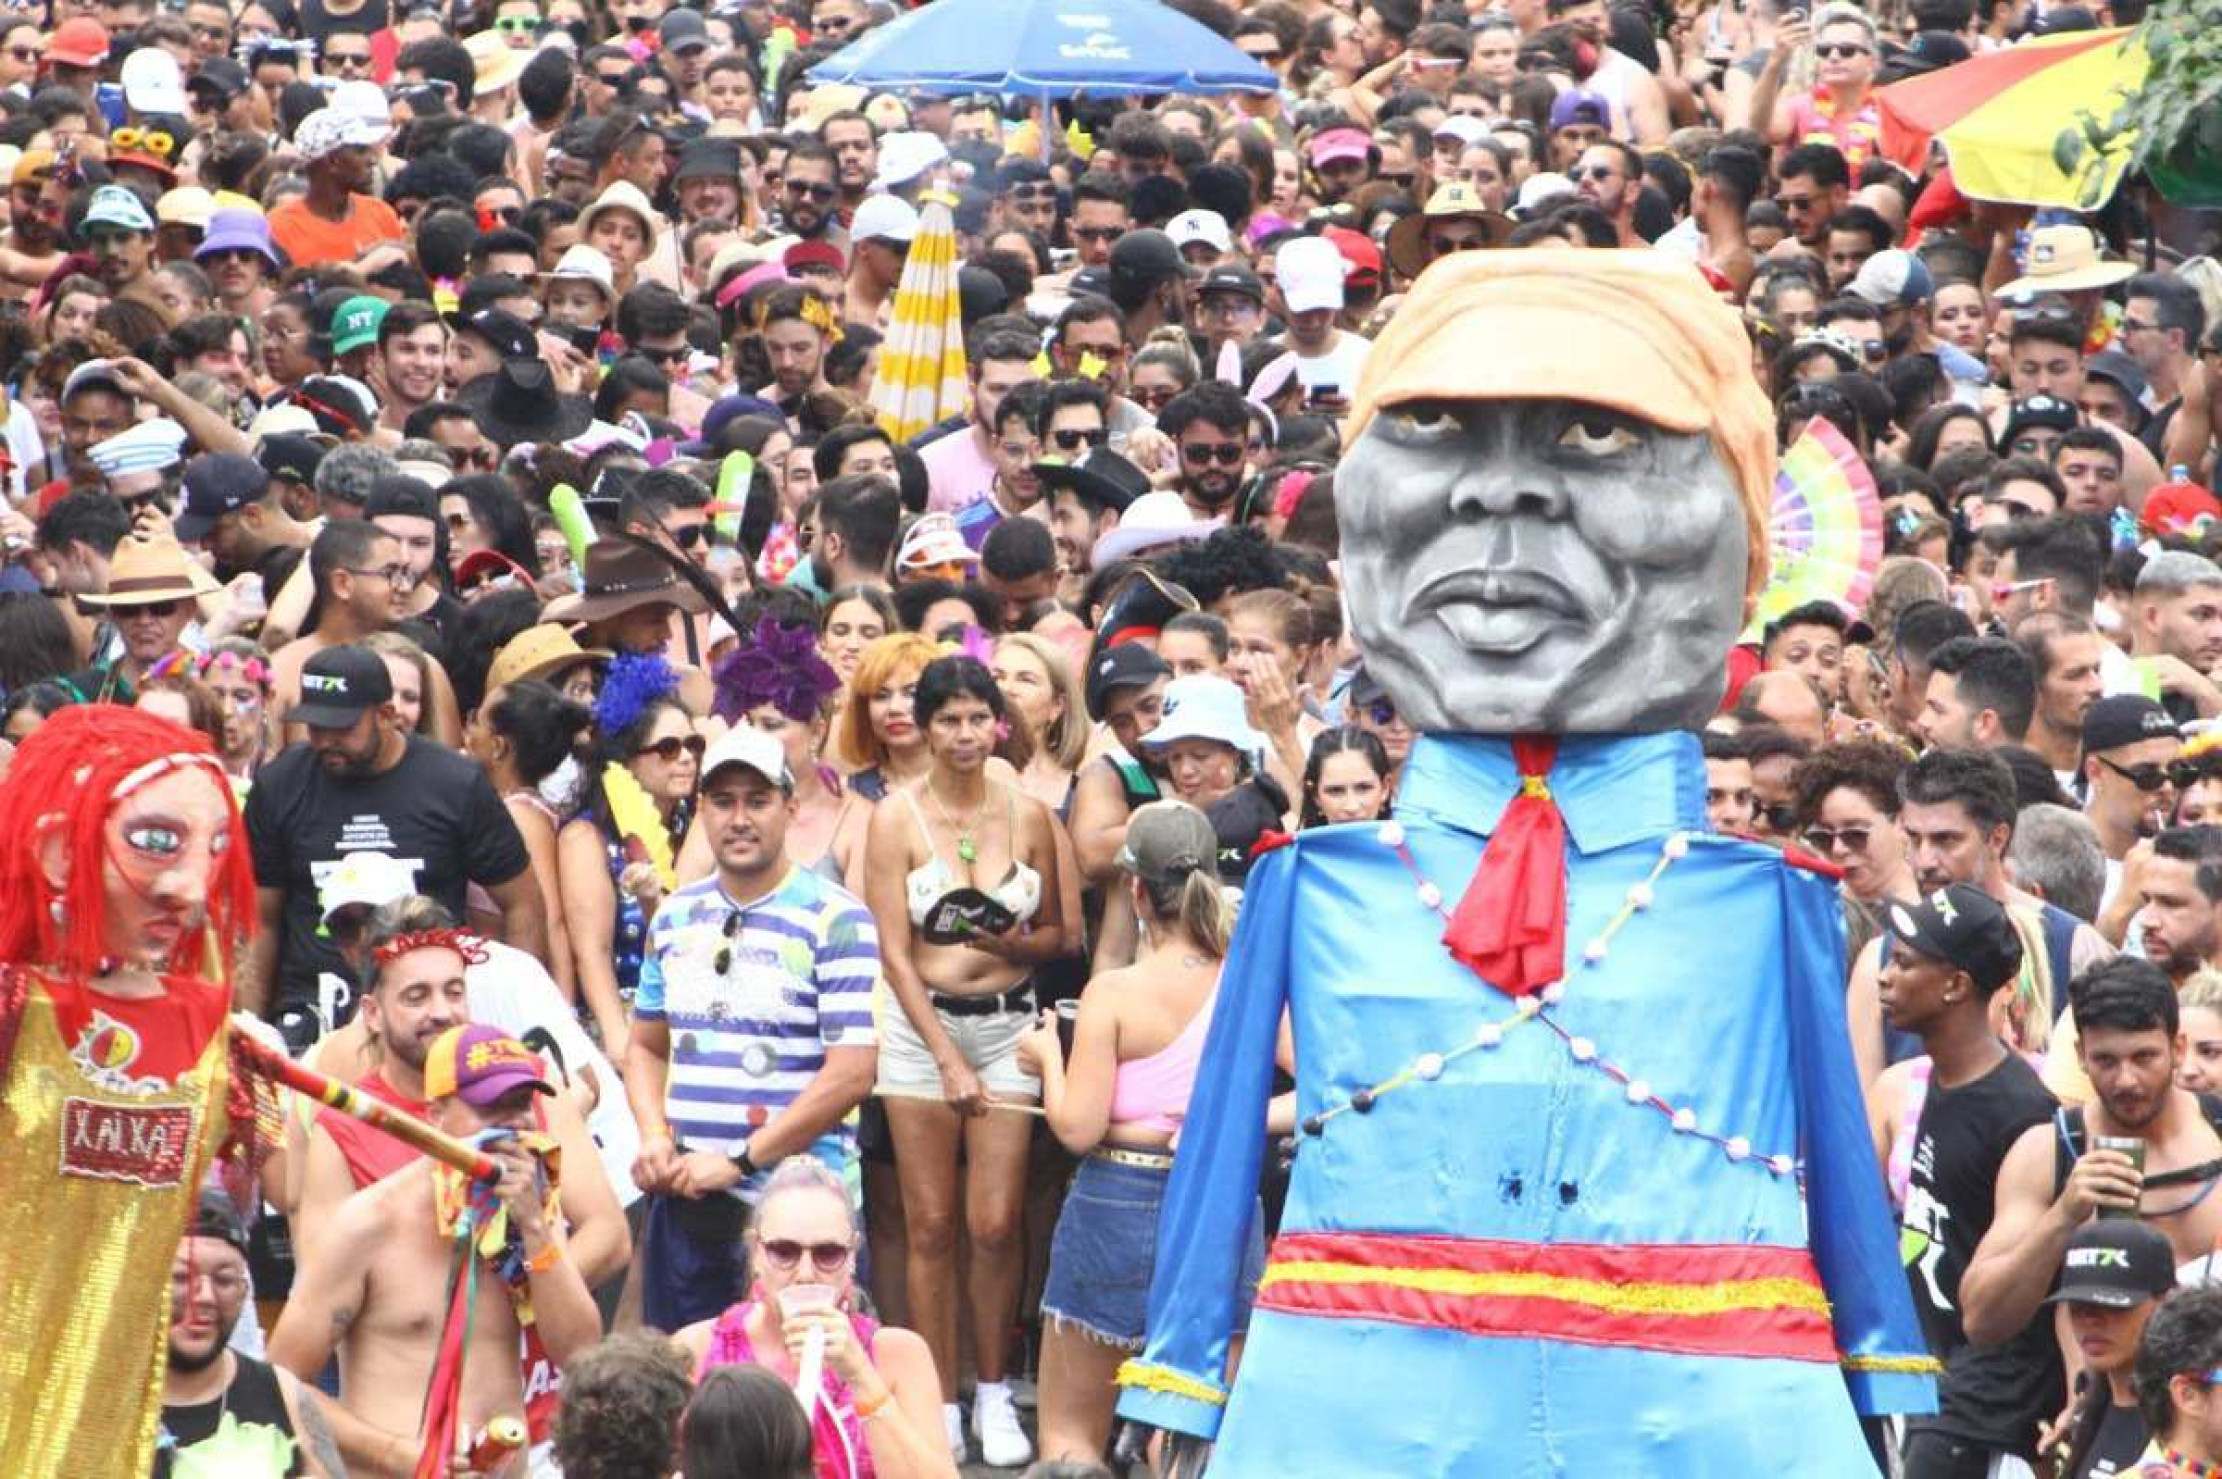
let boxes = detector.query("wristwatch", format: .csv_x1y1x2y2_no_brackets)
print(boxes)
729,1144,760,1180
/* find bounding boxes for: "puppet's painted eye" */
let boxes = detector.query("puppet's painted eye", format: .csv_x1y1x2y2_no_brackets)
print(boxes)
125,825,183,858
1382,403,1456,441
1556,415,1639,458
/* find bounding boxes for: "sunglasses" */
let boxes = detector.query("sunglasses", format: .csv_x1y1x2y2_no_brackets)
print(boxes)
594,70,634,87
638,344,692,366
325,50,373,67
1072,225,1124,243
1570,165,1619,183
758,1238,853,1272
1181,441,1245,466
1363,697,1398,727
666,523,711,549
1133,384,1180,409
459,569,520,596
115,598,184,619
1801,825,1873,855
2098,755,2176,793
638,733,708,763
1051,427,1107,452
5,44,35,60
494,14,538,31
1814,42,1871,58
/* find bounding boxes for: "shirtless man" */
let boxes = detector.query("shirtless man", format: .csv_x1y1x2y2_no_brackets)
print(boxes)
288,901,628,1282
1960,959,2222,1350
0,153,70,300
271,1020,607,1478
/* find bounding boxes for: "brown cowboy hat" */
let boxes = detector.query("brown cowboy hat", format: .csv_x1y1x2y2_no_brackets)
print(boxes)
77,531,222,607
486,622,613,693
1386,180,1514,281
540,541,709,625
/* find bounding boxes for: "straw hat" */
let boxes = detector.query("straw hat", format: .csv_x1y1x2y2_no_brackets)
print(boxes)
78,532,221,607
1385,180,1513,279
486,622,613,694
465,30,525,96
578,180,663,245
1997,224,2136,297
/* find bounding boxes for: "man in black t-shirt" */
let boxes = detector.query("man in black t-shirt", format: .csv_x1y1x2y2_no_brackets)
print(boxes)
242,644,545,1048
1884,883,2063,1478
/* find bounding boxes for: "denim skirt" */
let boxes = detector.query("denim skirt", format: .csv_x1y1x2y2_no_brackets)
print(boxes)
1041,1150,1264,1351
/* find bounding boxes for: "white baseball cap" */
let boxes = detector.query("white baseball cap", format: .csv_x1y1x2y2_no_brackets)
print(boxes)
121,49,188,116
1166,208,1232,256
1275,234,1346,315
701,723,793,790
872,130,948,191
851,192,919,246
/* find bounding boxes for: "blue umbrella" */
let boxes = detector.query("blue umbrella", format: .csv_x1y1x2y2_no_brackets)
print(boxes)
806,0,1277,97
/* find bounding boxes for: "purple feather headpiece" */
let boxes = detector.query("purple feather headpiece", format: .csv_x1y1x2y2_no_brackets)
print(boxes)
712,616,843,722
594,651,682,737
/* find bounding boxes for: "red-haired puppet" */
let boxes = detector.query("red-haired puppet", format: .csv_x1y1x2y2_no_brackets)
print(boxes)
0,704,262,1478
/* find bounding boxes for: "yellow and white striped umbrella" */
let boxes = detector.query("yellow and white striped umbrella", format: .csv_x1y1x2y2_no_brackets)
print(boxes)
870,192,968,443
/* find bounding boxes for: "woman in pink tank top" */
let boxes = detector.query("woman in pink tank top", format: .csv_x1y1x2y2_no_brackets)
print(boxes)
1015,800,1267,1464
673,1161,957,1479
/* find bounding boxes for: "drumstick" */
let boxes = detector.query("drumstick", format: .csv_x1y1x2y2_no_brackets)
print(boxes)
872,1086,1048,1117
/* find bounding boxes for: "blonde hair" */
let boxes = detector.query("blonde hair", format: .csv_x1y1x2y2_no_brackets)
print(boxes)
2183,969,2222,1020
995,632,1087,771
834,631,942,770
361,630,436,735
747,1158,857,1281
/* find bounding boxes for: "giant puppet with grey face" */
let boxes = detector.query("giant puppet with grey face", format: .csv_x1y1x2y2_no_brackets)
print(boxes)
1113,252,1937,1475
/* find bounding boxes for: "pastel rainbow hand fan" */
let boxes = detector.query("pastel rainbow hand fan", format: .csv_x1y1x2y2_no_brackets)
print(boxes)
1749,418,1882,637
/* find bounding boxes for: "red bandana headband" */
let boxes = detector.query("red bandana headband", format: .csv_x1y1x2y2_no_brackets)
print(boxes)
372,928,490,967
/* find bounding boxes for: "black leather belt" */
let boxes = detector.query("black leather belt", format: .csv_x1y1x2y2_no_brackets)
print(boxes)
930,985,1035,1018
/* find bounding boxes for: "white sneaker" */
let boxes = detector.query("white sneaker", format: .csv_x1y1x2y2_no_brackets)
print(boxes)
944,1402,966,1461
974,1380,1033,1469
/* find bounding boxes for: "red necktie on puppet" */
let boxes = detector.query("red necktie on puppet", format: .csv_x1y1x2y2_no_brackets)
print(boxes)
1442,735,1567,997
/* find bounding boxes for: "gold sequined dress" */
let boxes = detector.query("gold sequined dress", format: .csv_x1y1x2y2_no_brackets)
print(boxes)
0,966,231,1478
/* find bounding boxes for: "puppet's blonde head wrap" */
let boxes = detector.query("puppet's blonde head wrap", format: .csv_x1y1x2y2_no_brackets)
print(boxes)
1347,249,1776,606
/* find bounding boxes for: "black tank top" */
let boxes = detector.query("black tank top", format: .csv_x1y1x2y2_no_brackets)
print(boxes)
158,1354,299,1475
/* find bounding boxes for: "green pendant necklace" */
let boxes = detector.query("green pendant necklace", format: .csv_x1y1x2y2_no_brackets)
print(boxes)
927,783,987,865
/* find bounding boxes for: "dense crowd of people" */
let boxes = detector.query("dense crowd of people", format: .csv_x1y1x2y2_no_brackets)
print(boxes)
3,0,2222,1472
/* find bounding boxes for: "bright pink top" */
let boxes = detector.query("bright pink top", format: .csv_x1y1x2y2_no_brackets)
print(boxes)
1108,991,1219,1135
699,1301,881,1479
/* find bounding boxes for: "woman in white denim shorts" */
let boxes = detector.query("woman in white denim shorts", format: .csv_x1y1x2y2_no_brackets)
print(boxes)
862,654,1077,1465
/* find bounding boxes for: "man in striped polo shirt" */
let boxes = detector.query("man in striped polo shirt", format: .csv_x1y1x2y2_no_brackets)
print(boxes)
625,724,880,1330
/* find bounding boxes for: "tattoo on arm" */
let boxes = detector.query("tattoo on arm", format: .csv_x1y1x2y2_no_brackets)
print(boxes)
292,1380,349,1478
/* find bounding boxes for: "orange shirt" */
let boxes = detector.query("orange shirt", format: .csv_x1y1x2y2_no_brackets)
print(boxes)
268,193,405,267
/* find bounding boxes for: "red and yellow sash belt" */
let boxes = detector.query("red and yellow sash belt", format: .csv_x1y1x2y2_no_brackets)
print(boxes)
1256,1231,1837,1364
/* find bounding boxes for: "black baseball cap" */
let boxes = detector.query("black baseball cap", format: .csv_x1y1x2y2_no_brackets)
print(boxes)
364,475,440,525
258,432,328,487
1884,884,2023,992
188,57,248,103
1196,263,1266,306
191,1186,252,1258
2000,393,2080,446
2045,1219,2175,1308
285,644,395,728
1107,228,1190,311
2083,694,2177,754
458,307,537,363
1085,642,1171,722
173,452,269,541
